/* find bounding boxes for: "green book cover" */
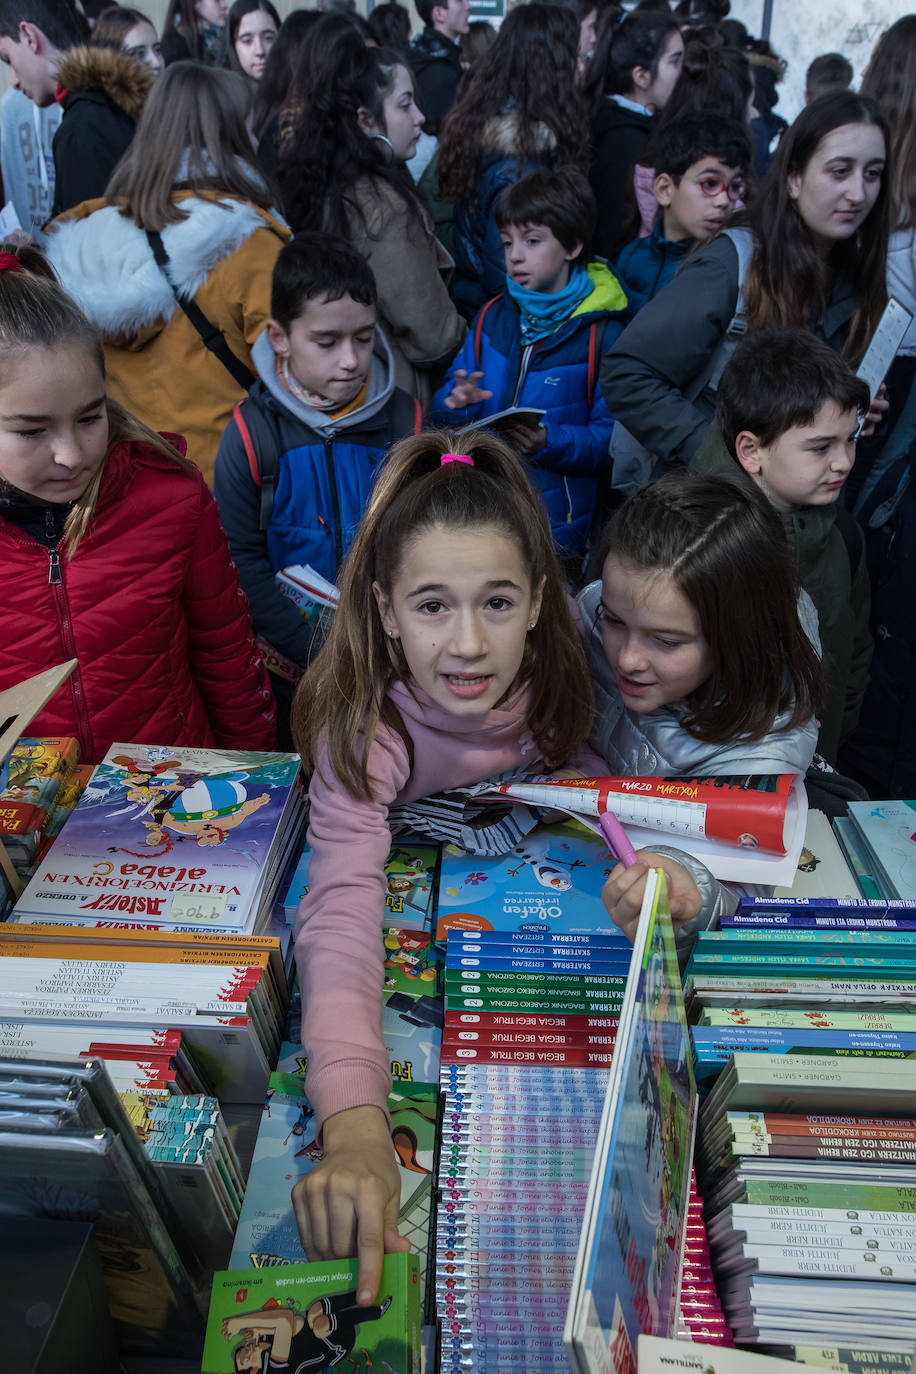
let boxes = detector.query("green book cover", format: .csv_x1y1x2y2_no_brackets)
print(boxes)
202,1253,420,1373
741,1178,916,1213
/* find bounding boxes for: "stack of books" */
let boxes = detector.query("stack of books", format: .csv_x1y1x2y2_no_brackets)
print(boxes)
230,926,443,1322
685,919,916,1356
9,742,305,935
0,923,291,1102
434,825,633,1373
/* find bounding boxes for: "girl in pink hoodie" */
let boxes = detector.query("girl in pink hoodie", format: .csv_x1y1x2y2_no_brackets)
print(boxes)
290,428,596,1304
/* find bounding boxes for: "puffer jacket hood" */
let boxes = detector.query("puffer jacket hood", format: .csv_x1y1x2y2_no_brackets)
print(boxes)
46,194,286,348
56,45,153,119
250,326,397,440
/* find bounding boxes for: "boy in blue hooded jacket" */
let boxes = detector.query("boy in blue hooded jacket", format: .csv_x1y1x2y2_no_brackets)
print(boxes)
214,234,420,679
432,167,627,566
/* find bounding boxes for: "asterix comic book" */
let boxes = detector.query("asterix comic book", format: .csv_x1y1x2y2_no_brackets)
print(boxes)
10,744,303,932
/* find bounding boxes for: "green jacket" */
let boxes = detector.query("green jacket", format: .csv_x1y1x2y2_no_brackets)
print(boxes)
690,423,872,766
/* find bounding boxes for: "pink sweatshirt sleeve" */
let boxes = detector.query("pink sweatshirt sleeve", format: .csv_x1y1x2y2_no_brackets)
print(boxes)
294,727,411,1133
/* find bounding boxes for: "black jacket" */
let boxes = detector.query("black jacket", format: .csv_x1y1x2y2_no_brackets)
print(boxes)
51,47,151,219
408,28,463,136
589,98,654,260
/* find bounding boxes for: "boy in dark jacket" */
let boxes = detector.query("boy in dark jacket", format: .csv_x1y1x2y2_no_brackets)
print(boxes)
691,327,872,766
432,167,627,566
408,0,469,136
0,0,151,218
214,234,419,686
615,112,751,317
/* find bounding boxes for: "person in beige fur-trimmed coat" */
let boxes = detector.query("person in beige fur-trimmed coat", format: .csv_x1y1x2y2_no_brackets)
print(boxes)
46,62,290,487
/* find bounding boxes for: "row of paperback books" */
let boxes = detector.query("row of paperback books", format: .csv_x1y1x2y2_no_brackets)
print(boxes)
685,908,916,1362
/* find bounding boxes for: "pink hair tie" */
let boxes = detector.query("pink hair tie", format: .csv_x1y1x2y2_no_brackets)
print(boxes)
0,252,23,274
441,453,474,466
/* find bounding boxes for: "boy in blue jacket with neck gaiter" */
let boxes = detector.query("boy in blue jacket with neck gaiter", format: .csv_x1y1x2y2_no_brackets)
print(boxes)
432,167,627,571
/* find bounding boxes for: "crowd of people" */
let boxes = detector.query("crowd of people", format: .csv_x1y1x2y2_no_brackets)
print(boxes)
0,0,913,1312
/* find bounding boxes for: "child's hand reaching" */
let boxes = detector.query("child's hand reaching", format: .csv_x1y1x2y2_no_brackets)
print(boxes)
444,369,494,409
291,1104,410,1305
602,850,702,942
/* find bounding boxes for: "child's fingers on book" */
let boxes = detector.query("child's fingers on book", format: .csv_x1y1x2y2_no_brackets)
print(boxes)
291,1172,335,1259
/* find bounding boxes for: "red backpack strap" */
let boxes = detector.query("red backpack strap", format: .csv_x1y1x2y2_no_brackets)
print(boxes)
234,401,260,487
413,397,423,434
474,294,503,369
587,323,598,411
586,320,607,411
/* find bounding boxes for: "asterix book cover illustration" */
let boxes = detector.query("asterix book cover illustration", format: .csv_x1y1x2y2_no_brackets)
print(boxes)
203,1253,420,1374
11,744,302,931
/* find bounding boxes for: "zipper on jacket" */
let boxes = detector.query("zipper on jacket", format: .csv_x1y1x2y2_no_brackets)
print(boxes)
47,544,94,756
323,441,343,570
510,343,538,409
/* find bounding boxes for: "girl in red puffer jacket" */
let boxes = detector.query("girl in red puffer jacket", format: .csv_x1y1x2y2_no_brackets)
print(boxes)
0,248,276,761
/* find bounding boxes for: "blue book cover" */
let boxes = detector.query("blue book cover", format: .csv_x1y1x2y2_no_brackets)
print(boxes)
847,800,916,900
437,820,617,942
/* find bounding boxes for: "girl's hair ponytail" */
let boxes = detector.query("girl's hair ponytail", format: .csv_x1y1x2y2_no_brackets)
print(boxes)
293,429,594,800
0,245,192,556
599,470,824,744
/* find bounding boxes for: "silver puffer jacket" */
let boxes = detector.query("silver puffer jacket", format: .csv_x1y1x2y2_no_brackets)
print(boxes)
577,581,820,952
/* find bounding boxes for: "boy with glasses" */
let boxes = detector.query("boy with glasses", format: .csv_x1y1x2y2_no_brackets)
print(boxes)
615,112,751,316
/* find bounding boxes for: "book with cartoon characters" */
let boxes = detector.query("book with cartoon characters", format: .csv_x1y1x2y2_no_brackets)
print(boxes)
436,818,618,943
228,1058,437,1315
203,1253,420,1374
282,840,441,933
564,870,698,1374
11,744,304,933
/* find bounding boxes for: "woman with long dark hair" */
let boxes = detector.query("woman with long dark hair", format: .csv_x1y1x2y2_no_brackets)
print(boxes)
220,0,280,83
601,91,891,482
277,25,465,405
251,9,320,167
436,2,588,314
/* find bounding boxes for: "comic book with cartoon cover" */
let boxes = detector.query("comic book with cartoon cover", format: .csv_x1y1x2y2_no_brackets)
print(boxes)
228,1058,438,1315
565,870,698,1374
203,1253,420,1374
11,744,303,933
436,819,619,943
282,841,441,933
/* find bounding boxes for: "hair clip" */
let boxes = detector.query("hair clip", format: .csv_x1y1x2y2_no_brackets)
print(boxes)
0,252,23,274
441,453,474,466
